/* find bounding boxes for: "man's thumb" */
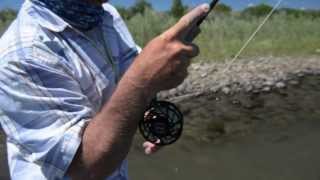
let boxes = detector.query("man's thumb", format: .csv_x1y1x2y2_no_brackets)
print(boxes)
165,4,210,39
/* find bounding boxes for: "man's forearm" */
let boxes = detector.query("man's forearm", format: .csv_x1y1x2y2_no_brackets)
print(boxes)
68,68,153,179
68,4,208,177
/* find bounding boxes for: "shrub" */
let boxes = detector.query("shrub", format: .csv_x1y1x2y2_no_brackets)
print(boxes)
115,0,152,20
0,9,17,35
170,0,188,18
242,4,273,17
214,3,232,15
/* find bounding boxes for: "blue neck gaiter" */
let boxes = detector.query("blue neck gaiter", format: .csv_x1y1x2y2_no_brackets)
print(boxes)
31,0,105,30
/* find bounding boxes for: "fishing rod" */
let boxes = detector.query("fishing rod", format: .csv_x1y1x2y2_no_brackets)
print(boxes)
139,0,221,146
197,0,220,26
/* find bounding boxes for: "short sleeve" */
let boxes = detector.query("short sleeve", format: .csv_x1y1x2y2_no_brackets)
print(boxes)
0,52,94,179
102,3,140,77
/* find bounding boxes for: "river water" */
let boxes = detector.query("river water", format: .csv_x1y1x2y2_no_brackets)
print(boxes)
129,118,320,180
1,119,320,180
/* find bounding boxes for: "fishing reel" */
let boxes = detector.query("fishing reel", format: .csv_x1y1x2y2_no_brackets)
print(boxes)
139,100,184,146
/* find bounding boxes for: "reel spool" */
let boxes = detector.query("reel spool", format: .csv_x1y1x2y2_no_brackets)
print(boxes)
139,100,184,146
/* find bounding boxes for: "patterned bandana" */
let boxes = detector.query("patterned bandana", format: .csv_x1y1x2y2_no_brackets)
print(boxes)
30,0,105,30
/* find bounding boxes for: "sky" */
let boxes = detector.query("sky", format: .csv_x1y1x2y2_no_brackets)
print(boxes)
0,0,320,11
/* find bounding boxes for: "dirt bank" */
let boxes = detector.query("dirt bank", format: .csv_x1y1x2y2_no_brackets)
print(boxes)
160,56,320,99
171,74,320,143
154,56,320,143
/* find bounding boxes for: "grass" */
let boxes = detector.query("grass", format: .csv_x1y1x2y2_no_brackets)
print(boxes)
0,20,12,35
126,10,320,61
1,9,320,61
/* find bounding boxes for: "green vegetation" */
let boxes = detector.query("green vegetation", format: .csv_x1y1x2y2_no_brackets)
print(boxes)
126,3,320,61
0,9,16,34
116,0,152,20
195,12,320,61
214,4,232,15
242,4,273,17
170,0,187,18
1,3,320,61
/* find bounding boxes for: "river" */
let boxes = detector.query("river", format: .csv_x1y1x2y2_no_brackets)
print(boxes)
129,118,320,180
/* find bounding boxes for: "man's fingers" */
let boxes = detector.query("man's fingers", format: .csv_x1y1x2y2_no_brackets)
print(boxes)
185,27,201,43
164,4,209,40
176,4,209,35
181,43,200,58
143,141,162,155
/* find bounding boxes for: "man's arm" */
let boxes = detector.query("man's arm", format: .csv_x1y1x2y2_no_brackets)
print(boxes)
67,4,209,179
68,70,152,179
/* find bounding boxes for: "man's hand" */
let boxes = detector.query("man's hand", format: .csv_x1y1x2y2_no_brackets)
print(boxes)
126,4,210,96
132,4,210,155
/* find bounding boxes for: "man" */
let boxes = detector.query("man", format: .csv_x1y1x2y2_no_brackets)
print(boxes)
0,0,209,179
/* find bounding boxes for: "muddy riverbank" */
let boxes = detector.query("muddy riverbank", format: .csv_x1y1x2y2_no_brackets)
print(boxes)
129,69,320,180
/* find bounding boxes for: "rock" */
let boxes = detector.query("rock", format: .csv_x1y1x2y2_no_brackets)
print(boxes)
245,86,253,92
222,87,231,95
177,84,186,93
201,73,208,78
297,72,305,78
262,86,271,92
253,89,260,94
168,89,177,97
232,99,241,105
192,64,200,71
275,82,286,89
160,57,320,100
210,86,219,93
288,80,299,85
263,80,274,86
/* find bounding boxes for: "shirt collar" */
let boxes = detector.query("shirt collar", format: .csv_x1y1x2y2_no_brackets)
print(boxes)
22,0,111,33
23,0,68,32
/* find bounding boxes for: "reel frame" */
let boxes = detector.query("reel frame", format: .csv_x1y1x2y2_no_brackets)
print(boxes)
139,100,184,146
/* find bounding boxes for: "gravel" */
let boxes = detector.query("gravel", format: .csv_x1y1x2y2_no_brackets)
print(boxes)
159,56,320,100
